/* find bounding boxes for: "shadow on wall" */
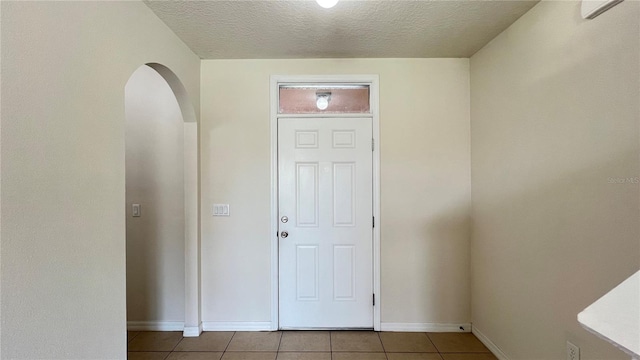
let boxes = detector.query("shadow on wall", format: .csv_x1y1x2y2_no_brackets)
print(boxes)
146,63,197,126
381,194,472,325
470,148,639,359
422,204,471,322
124,64,195,326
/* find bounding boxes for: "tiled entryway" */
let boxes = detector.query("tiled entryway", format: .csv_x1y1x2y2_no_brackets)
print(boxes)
127,331,497,360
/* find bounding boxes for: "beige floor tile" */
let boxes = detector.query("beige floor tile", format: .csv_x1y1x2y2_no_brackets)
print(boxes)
227,332,282,352
330,332,384,352
439,354,497,360
386,354,443,360
379,332,437,352
128,332,183,352
166,352,224,360
127,352,170,360
279,331,330,352
221,352,277,360
331,352,387,360
174,332,235,352
128,331,141,343
276,352,331,360
426,333,489,353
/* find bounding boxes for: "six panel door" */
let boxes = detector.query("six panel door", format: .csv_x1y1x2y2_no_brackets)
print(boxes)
278,117,373,329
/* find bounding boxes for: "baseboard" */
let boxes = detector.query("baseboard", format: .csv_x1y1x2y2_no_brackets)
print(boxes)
128,320,472,334
202,321,273,331
472,326,510,360
380,322,471,332
127,321,185,331
183,322,203,337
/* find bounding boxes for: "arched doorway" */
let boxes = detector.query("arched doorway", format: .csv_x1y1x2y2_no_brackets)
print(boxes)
125,63,200,338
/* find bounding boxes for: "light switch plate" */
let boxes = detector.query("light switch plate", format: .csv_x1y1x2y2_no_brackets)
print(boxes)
132,204,141,217
213,204,230,216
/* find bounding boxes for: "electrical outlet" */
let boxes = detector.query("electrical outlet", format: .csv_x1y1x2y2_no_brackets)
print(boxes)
567,341,580,360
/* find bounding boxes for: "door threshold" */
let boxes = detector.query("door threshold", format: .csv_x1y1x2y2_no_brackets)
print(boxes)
279,327,375,331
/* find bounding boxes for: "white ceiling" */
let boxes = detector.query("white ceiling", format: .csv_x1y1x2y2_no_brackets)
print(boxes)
145,0,539,59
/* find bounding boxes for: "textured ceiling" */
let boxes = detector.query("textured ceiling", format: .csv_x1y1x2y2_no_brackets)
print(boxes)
145,0,539,59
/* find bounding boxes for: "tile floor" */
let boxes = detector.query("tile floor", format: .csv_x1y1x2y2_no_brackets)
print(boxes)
127,331,497,360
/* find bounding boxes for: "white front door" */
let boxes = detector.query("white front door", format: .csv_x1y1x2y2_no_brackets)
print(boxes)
278,117,373,329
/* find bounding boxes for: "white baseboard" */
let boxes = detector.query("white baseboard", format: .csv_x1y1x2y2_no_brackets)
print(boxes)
128,320,473,334
380,322,471,332
127,321,184,331
183,323,203,337
202,321,273,331
472,326,510,360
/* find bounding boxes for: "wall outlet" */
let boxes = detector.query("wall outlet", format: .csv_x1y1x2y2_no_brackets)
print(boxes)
567,341,580,360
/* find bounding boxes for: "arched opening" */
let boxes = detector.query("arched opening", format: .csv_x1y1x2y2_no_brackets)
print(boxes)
124,64,200,340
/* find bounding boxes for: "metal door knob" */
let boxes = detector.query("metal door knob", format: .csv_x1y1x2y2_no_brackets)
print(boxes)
280,231,288,238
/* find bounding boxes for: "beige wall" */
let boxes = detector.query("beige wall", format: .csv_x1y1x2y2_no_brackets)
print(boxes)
125,65,185,324
200,59,471,326
470,1,639,359
0,2,200,358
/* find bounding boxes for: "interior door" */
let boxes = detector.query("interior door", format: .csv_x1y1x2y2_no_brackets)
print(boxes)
278,117,373,329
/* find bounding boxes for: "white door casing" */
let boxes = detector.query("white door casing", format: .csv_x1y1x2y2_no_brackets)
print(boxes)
278,118,373,329
270,75,380,331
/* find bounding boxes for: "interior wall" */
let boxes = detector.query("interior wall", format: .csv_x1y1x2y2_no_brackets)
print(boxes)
125,65,185,325
0,2,200,359
470,1,639,359
200,59,471,326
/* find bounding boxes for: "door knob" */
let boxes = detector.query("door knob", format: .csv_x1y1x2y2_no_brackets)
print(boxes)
281,216,288,223
280,231,288,238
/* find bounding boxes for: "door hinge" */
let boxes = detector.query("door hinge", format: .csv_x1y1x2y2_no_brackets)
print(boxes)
372,138,374,151
373,294,376,306
372,216,375,228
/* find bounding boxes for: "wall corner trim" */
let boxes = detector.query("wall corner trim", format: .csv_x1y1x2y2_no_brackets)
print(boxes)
472,326,511,360
127,321,185,331
183,323,203,337
380,323,471,332
202,322,273,331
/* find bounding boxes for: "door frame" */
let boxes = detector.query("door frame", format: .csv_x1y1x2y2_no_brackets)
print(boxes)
269,75,381,331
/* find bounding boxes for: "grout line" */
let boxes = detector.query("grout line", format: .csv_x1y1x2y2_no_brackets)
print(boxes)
223,331,236,354
170,332,184,353
127,331,141,344
424,332,440,353
329,331,333,360
377,332,389,360
277,330,284,353
165,331,184,358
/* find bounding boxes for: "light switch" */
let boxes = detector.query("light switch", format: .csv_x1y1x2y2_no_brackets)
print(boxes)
213,204,230,216
132,204,141,217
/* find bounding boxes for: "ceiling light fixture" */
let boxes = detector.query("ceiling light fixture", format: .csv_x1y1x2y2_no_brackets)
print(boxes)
316,92,331,110
316,0,339,9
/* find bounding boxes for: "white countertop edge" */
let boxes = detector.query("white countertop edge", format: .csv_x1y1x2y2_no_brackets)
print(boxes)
579,313,639,358
577,270,639,358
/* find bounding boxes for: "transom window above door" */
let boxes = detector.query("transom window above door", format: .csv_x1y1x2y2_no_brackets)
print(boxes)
278,85,370,114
